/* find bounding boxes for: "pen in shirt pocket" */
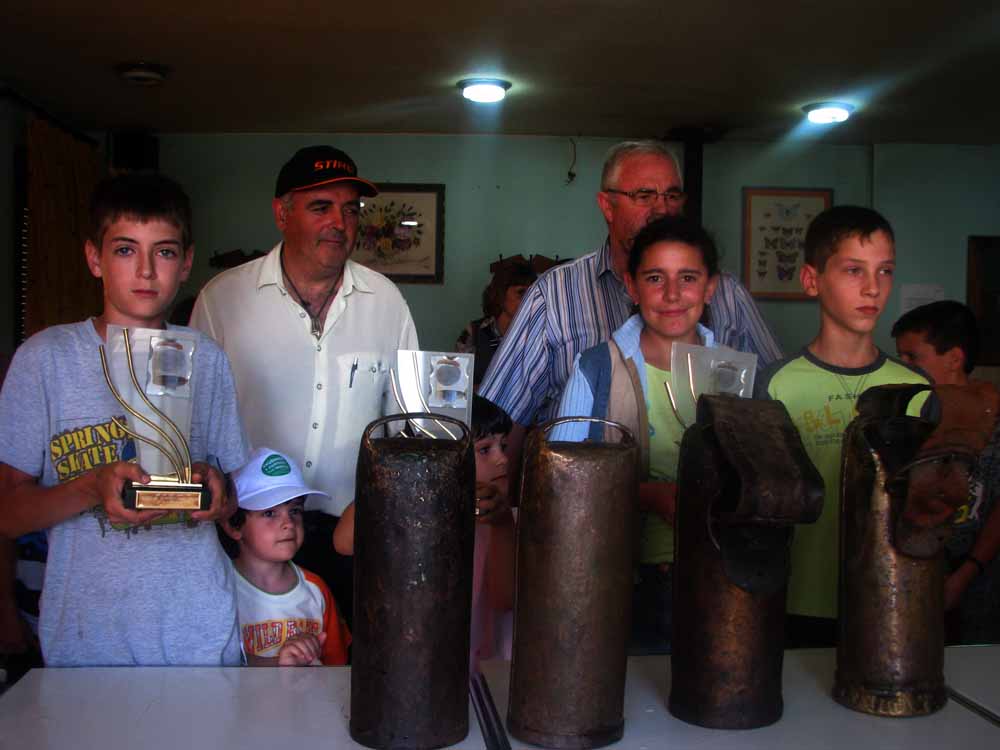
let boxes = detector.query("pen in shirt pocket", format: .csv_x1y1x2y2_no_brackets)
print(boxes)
349,357,359,388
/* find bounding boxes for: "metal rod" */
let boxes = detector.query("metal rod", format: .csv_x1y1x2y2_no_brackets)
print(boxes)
664,381,690,430
411,351,459,440
885,451,975,492
122,330,193,482
389,368,438,439
947,687,1000,727
99,347,186,480
470,672,511,750
687,352,699,405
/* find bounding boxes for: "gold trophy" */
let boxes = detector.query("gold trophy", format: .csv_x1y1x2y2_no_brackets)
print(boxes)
99,326,209,511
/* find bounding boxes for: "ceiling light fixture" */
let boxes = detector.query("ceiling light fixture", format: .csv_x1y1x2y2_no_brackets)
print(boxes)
803,101,854,124
115,62,170,87
458,78,511,104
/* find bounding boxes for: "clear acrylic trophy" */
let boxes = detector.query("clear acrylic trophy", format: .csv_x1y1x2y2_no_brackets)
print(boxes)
389,350,474,439
666,342,758,428
99,325,210,510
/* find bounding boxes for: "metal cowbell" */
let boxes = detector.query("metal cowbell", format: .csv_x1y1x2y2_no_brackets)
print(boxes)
508,417,639,749
350,414,476,749
834,384,998,716
669,395,824,729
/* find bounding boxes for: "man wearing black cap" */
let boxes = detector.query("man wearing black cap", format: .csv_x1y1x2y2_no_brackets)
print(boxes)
191,146,418,625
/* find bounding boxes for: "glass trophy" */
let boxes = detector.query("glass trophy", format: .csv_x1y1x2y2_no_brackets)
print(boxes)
99,325,210,511
389,350,474,439
667,342,758,428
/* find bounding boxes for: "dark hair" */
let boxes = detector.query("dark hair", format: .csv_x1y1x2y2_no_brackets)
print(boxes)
804,205,894,271
627,215,719,278
891,300,980,374
216,507,245,560
472,395,512,441
89,172,193,249
482,262,537,318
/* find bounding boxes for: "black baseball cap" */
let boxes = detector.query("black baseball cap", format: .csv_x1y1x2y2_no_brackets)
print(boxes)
274,145,378,198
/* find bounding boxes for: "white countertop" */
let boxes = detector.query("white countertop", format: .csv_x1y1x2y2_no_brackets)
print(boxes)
2,648,996,750
0,666,485,750
481,649,999,749
945,644,1000,720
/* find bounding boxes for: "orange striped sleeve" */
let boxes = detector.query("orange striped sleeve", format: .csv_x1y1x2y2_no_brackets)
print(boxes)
301,567,351,665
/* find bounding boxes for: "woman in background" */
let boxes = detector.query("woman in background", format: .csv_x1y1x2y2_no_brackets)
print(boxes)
457,260,537,388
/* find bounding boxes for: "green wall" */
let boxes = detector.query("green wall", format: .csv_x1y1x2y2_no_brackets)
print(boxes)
874,144,1000,292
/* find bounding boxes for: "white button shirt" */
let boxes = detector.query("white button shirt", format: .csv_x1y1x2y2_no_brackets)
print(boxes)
191,243,418,515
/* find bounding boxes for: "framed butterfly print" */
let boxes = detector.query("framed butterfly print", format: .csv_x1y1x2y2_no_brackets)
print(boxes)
742,187,833,299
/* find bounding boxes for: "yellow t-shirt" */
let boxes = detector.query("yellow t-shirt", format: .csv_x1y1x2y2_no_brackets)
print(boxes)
641,362,687,565
760,349,928,618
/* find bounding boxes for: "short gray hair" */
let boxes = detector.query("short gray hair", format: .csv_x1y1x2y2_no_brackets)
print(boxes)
600,140,683,190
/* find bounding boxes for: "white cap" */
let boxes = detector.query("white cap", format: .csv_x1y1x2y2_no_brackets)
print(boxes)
232,447,329,511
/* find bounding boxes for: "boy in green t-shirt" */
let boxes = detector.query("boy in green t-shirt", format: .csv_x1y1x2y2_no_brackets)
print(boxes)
756,206,927,647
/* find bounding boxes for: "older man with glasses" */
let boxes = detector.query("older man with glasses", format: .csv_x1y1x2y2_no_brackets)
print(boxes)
481,140,779,438
479,140,781,652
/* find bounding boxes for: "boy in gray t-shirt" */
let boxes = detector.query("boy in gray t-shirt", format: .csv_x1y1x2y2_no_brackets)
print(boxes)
0,173,249,666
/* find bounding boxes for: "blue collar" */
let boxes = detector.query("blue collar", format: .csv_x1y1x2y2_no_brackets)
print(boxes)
612,313,717,396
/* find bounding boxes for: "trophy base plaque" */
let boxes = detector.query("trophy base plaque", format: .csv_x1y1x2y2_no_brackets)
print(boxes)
123,477,210,511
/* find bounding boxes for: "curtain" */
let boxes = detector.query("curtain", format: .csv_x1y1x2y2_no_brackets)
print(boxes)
22,116,102,338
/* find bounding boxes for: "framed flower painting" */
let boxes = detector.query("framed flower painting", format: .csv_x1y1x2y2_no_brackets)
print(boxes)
353,183,445,284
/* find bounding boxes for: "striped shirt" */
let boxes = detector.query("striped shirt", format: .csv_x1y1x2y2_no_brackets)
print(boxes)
710,273,783,364
479,238,781,425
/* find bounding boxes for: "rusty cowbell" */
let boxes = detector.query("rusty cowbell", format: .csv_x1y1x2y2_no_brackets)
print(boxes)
350,414,476,749
507,417,639,749
669,395,824,729
834,383,999,717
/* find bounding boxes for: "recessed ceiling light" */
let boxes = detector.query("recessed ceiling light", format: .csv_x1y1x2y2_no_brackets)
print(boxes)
115,62,170,87
458,78,512,104
803,102,854,124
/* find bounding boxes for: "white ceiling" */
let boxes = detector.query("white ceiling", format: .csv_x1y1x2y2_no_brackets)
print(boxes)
3,1,1000,143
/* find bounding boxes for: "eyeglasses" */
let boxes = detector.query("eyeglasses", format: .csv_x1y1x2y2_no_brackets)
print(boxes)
604,187,686,206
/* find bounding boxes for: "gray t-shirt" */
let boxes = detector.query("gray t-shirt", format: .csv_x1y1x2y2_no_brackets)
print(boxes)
0,320,250,666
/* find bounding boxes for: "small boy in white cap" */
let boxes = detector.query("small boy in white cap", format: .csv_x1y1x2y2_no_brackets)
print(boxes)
223,447,350,666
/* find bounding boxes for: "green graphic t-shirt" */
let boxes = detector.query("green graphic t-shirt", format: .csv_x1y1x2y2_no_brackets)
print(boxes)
642,362,687,565
758,349,928,618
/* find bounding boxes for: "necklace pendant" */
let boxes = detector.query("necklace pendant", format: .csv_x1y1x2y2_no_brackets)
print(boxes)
311,317,323,339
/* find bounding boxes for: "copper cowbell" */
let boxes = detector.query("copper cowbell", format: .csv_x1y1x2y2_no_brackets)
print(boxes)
350,413,475,749
833,383,998,717
507,417,638,749
669,395,824,729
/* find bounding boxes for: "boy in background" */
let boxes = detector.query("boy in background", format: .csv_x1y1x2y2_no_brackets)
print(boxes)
0,173,248,666
893,300,1000,643
468,396,516,667
222,448,350,665
757,205,927,647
